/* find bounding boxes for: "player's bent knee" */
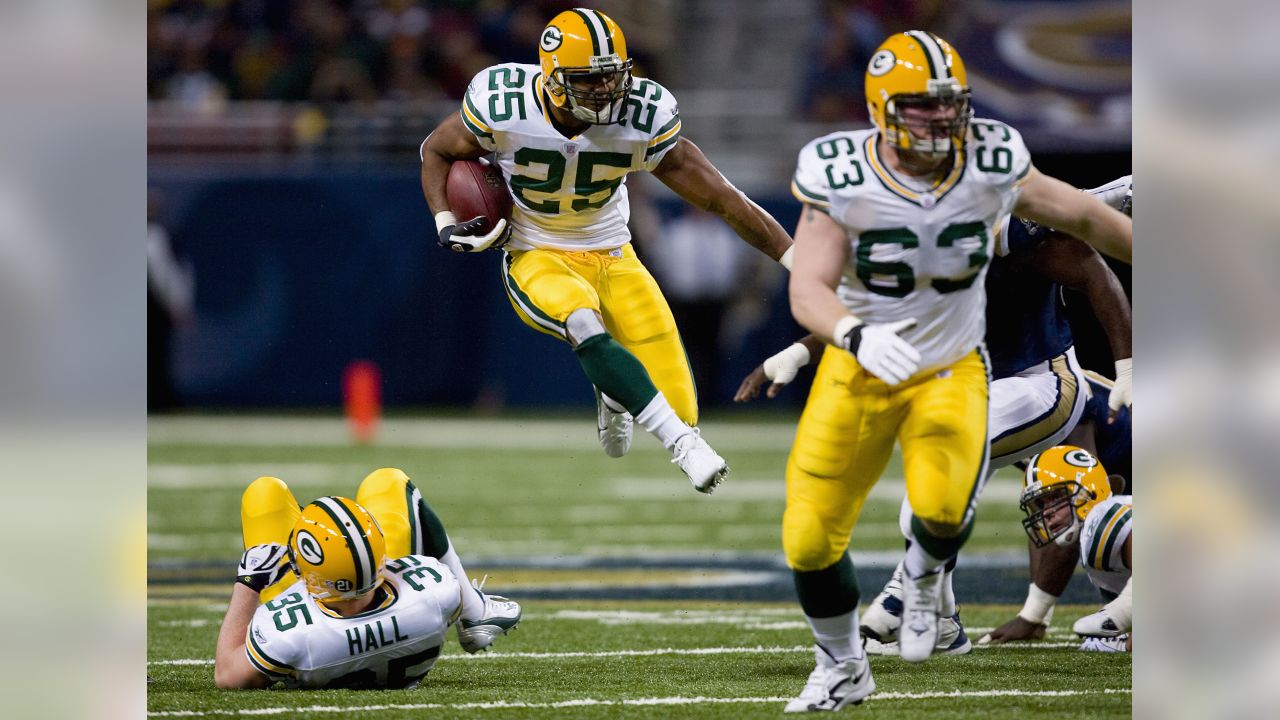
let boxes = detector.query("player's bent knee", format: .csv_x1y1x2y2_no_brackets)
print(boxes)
783,510,846,572
917,516,968,539
565,308,607,346
356,467,412,498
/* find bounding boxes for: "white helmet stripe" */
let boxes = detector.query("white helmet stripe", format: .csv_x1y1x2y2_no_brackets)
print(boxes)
315,496,373,592
578,7,611,58
908,30,949,79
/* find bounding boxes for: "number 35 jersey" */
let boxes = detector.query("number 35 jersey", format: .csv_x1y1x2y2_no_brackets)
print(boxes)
791,120,1032,374
245,555,462,689
460,63,682,252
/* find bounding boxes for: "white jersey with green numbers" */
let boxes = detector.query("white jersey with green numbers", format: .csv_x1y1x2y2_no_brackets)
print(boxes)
1078,495,1133,596
459,62,682,252
244,555,461,689
791,120,1032,374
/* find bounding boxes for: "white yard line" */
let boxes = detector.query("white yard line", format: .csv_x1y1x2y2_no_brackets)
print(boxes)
146,688,1131,716
149,638,1101,667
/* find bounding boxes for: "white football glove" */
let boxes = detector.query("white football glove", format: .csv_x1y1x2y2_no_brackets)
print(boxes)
438,216,510,253
236,543,290,593
1108,357,1132,416
762,342,811,386
840,318,921,385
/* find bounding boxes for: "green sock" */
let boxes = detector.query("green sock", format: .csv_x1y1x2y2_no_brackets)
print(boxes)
794,553,860,618
573,334,659,415
910,515,974,562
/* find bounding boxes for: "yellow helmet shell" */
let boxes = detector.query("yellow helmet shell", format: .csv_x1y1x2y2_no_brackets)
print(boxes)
289,496,387,604
1020,446,1113,547
538,9,632,123
865,31,971,154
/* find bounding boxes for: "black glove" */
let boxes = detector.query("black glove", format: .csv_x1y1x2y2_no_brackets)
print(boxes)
438,216,511,253
236,543,290,593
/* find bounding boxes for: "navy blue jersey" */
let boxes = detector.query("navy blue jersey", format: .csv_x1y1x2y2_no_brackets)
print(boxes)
984,217,1075,378
1082,372,1133,490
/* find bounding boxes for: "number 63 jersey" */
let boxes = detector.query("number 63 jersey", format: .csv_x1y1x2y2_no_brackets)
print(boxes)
245,555,462,689
791,120,1032,374
460,63,682,252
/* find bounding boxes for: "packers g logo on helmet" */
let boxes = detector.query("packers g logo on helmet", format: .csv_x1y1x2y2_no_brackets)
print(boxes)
538,8,633,125
865,31,972,158
288,496,387,605
1019,446,1113,548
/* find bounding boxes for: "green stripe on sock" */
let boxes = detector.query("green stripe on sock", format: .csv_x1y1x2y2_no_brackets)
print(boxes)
573,334,659,415
794,554,859,618
407,480,452,559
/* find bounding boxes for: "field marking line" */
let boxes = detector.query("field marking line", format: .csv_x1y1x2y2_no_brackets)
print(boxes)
148,639,1102,667
146,688,1132,716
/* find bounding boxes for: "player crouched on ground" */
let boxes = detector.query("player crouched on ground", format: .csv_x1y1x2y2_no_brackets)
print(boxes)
214,469,521,689
1019,446,1133,651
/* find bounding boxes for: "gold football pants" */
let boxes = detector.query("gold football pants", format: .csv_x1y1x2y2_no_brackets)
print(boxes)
783,347,990,572
501,243,698,425
239,469,421,602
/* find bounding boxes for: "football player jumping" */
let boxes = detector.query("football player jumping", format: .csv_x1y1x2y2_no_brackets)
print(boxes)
779,32,1131,712
213,469,521,689
419,9,794,494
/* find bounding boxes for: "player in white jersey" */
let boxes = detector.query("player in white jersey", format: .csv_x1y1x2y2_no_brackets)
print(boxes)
1020,446,1133,650
781,31,1132,712
214,470,521,689
419,8,794,494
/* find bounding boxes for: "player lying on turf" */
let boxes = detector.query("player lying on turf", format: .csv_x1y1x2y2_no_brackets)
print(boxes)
213,468,521,689
1018,446,1133,651
419,8,795,494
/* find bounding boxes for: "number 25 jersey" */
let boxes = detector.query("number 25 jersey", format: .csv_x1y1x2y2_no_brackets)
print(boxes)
245,555,461,689
459,63,682,252
791,120,1031,374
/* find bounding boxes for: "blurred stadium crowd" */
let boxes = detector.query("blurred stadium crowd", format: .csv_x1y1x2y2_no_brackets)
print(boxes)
148,0,941,119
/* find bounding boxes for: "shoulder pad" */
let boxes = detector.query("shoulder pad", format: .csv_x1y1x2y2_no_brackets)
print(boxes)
966,118,1032,185
622,78,682,168
792,130,871,208
461,64,539,145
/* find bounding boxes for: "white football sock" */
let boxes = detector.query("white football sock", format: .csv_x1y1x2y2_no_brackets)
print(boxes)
940,568,957,616
634,392,692,449
1104,578,1133,631
904,541,947,580
807,609,864,662
441,545,486,620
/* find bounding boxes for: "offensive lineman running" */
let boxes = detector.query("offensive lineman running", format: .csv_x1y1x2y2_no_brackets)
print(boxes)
419,9,793,494
781,31,1131,712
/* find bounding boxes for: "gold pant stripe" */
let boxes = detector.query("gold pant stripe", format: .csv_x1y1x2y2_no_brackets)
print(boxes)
990,354,1080,460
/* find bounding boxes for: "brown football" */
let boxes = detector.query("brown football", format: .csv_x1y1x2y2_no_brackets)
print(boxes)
446,158,513,233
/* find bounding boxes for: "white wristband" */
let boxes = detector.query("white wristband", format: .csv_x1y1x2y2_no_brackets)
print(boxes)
762,342,811,381
779,245,795,270
1016,583,1059,625
434,211,457,234
831,316,860,348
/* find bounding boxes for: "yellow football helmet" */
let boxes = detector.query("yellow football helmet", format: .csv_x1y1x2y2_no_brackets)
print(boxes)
288,496,387,604
1020,446,1113,548
538,8,633,124
865,31,972,157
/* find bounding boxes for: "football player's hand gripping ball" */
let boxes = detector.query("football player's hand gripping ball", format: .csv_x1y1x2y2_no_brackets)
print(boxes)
438,216,510,253
236,543,291,593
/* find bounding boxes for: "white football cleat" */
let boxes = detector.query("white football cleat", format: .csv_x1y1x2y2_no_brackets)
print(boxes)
1073,607,1128,638
671,430,728,493
456,580,522,654
865,611,972,656
859,564,904,644
783,645,875,713
1079,634,1129,652
898,568,944,663
595,390,633,458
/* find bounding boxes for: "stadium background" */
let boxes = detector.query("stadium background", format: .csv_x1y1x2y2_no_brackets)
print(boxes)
147,0,1131,411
